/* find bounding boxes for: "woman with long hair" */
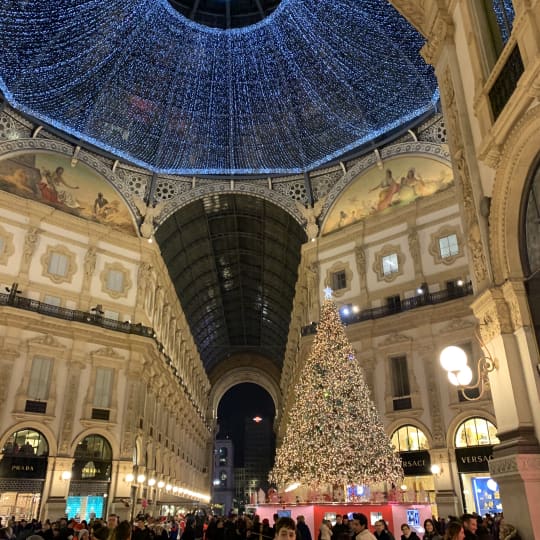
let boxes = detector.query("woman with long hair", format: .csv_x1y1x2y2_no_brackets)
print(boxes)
423,520,441,540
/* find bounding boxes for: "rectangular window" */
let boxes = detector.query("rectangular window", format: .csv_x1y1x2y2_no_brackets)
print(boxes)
331,270,347,291
391,355,412,410
28,356,53,400
382,253,399,276
94,367,114,408
106,269,124,292
439,234,459,259
47,252,69,277
43,295,61,306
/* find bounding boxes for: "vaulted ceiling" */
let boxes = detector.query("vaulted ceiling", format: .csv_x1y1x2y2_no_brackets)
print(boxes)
155,194,306,372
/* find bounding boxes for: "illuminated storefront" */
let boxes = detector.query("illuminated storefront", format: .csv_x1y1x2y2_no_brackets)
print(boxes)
0,429,49,519
391,425,435,507
454,417,502,515
66,435,112,520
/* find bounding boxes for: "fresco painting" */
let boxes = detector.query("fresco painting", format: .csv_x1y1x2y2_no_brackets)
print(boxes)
0,153,136,235
322,155,454,234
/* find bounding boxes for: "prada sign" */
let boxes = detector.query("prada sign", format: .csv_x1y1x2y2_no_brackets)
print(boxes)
455,446,494,473
400,450,431,476
0,456,48,479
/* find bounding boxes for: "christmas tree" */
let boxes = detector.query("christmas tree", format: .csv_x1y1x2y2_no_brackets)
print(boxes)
270,288,403,489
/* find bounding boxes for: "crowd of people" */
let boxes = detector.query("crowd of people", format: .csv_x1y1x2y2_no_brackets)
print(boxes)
0,511,519,540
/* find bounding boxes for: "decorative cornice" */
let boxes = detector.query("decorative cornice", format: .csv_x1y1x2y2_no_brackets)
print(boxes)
27,333,66,349
439,318,475,334
381,332,412,346
90,346,123,359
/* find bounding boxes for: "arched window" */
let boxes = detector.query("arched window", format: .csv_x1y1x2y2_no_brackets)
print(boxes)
73,435,112,480
2,428,49,457
391,425,429,452
455,417,499,448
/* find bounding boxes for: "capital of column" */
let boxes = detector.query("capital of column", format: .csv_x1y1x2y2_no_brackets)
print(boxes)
489,453,540,481
470,287,513,343
420,11,455,66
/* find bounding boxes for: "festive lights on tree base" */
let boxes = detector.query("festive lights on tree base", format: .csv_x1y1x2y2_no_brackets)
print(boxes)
270,287,403,495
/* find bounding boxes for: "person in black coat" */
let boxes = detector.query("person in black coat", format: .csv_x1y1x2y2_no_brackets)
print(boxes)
296,517,312,540
399,525,420,540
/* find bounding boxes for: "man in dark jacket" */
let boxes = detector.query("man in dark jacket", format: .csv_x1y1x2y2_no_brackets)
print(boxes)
461,515,478,540
296,516,312,540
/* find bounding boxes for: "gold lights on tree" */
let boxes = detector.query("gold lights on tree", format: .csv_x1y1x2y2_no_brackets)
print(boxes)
270,288,403,489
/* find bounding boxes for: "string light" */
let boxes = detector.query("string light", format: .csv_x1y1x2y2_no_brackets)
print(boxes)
270,292,403,488
0,0,437,176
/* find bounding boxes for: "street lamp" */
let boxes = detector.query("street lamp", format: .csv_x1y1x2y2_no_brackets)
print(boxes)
439,341,497,400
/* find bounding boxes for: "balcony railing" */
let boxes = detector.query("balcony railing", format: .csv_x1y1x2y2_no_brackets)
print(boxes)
0,289,209,424
301,281,474,336
488,44,524,121
0,291,154,337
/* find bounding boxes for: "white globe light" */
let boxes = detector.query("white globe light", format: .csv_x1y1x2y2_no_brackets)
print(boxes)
158,481,165,489
148,478,156,486
125,473,135,483
137,474,146,483
440,345,468,372
448,366,473,386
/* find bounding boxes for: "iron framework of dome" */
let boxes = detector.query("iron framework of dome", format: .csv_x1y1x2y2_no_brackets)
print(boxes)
0,0,438,176
168,0,282,29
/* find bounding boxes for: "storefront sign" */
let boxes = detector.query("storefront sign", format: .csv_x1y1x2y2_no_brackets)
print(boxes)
0,456,48,478
400,450,431,476
455,446,493,472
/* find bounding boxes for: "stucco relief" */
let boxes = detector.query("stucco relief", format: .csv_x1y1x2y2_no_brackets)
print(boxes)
440,66,489,288
489,455,540,476
472,289,513,344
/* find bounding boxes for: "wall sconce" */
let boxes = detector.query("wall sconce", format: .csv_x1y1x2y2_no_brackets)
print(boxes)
430,464,442,476
125,473,135,483
61,471,72,481
439,339,497,401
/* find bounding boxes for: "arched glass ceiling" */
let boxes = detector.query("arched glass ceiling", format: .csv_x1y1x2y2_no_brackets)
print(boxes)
155,194,306,371
0,0,437,176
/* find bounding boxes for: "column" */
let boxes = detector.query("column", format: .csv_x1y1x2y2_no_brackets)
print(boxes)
471,284,540,540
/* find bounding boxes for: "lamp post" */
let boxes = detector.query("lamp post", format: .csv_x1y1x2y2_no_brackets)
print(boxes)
439,342,497,400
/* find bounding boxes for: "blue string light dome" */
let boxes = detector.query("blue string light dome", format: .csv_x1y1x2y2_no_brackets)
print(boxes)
0,0,438,176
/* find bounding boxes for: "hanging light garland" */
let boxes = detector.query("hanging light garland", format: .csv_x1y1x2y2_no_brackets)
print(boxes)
0,0,437,176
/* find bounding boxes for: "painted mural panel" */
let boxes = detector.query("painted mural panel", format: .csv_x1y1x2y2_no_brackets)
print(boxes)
0,152,136,234
322,155,454,235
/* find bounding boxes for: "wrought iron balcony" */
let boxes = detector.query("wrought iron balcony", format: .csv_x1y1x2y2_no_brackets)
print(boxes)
0,291,154,336
301,280,474,336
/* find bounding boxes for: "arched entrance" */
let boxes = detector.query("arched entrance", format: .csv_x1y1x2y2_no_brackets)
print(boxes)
212,383,276,515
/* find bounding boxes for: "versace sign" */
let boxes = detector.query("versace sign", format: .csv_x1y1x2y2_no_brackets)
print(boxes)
400,450,431,476
455,446,494,473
